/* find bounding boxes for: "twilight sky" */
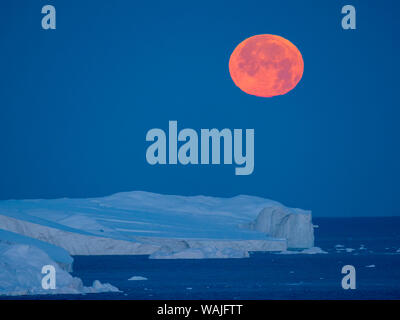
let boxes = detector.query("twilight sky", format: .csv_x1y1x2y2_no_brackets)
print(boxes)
0,0,399,217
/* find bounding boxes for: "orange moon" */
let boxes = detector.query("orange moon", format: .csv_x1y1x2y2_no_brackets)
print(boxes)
229,34,304,98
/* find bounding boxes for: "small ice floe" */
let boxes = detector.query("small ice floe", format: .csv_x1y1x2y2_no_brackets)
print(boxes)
278,247,327,255
359,245,366,250
302,247,328,254
186,287,193,290
128,276,148,281
397,249,400,253
313,225,319,228
345,248,355,253
287,281,304,286
365,265,376,268
84,280,121,293
335,244,344,249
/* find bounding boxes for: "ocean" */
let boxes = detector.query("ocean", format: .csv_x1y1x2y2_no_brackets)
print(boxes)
2,217,400,300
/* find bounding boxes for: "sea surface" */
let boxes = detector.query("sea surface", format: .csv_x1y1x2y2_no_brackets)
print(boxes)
3,217,400,299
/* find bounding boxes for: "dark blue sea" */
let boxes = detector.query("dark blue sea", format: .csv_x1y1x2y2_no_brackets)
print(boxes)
3,217,400,299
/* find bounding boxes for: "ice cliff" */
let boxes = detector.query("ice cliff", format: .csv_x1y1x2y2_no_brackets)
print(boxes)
246,204,314,248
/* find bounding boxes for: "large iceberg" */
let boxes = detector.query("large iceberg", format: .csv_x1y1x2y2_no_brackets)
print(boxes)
0,191,314,257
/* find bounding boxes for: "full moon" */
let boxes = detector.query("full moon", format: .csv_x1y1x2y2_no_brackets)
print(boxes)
229,34,304,98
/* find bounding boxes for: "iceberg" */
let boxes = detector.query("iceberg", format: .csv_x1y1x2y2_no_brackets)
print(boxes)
0,243,119,296
277,247,327,255
0,191,314,257
0,229,73,272
128,276,148,281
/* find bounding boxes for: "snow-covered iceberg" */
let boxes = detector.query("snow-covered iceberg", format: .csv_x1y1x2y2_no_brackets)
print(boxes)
0,243,119,296
0,191,314,258
0,229,73,272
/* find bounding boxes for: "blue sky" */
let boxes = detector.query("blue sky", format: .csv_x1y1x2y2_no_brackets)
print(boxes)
0,0,399,217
